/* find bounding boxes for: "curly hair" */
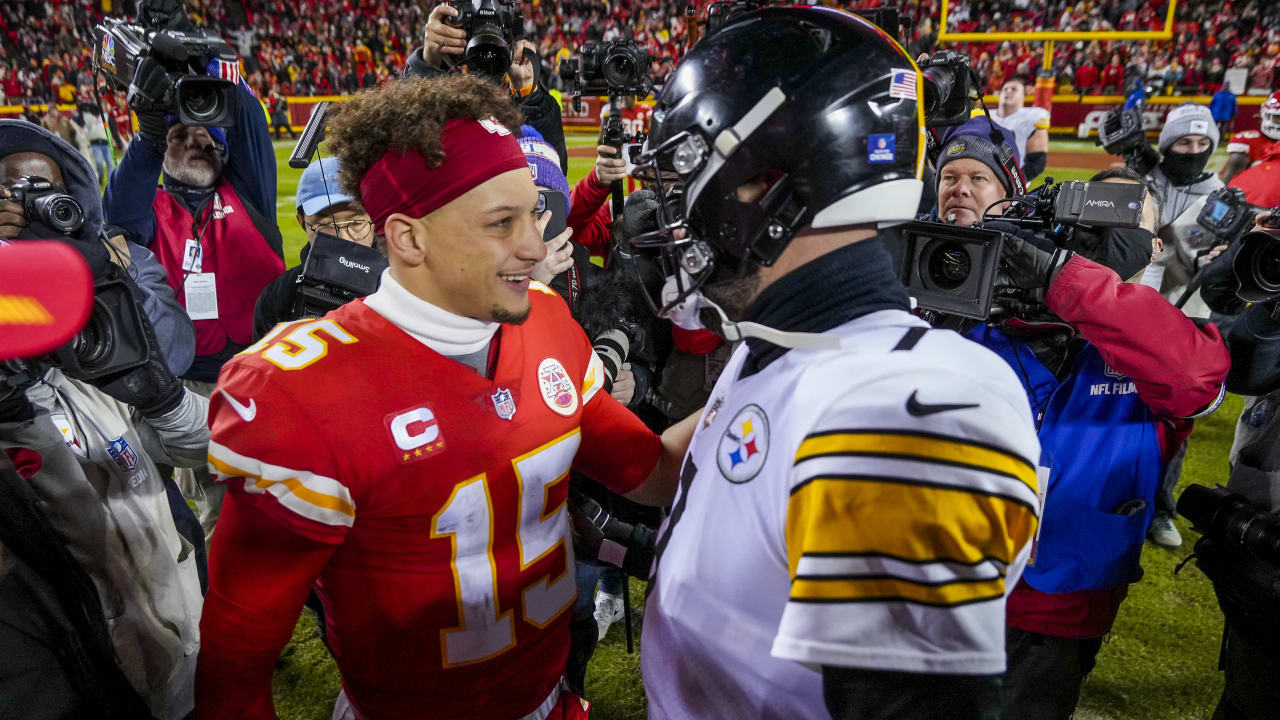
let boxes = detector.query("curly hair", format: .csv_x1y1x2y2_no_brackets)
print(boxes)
325,74,525,198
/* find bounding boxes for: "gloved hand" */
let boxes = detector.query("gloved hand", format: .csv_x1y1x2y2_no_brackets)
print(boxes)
127,57,172,143
986,220,1073,291
0,369,35,424
85,295,184,418
568,494,655,580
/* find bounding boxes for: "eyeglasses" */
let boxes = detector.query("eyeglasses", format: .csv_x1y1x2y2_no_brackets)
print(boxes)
305,218,374,240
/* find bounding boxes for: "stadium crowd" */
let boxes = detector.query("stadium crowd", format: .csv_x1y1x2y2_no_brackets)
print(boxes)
3,1,1280,720
2,0,1278,107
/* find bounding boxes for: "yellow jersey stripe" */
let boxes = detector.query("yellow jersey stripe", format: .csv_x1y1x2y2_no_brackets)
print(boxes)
785,475,1038,579
795,429,1037,493
208,453,356,520
789,575,1006,608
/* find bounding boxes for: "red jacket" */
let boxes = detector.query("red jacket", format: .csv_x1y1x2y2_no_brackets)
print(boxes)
567,170,614,259
1006,256,1230,638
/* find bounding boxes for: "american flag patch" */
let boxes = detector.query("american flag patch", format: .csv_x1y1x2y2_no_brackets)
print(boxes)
208,58,241,85
889,69,917,100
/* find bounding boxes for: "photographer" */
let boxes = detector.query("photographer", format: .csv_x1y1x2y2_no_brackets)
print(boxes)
253,156,381,339
102,53,286,386
410,2,568,171
935,138,1231,718
1194,212,1280,720
0,125,208,720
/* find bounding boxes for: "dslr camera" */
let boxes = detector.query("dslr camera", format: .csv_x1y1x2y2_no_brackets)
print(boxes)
93,0,238,127
891,179,1148,319
1198,186,1258,243
919,50,977,127
7,176,84,236
1231,208,1280,303
291,233,389,320
444,0,525,80
560,40,654,105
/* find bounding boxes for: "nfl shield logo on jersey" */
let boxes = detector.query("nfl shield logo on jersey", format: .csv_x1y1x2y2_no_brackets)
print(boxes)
106,436,138,474
492,387,517,420
717,404,770,483
538,358,579,416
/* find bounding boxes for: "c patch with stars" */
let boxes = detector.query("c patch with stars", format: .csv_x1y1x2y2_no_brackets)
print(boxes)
386,405,448,465
717,404,770,484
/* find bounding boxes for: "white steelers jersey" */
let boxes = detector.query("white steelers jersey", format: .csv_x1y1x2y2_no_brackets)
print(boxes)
640,309,1042,719
991,106,1051,165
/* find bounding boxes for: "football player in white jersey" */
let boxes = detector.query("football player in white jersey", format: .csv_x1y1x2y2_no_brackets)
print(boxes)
991,77,1051,181
626,7,1042,719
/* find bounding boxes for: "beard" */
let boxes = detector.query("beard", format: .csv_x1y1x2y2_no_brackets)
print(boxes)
163,151,222,188
700,271,762,327
490,304,531,325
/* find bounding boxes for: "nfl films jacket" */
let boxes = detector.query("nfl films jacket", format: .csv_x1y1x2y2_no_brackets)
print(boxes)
102,81,284,383
968,254,1229,638
0,374,209,720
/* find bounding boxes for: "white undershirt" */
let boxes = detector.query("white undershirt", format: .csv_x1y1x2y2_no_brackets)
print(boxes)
364,269,498,357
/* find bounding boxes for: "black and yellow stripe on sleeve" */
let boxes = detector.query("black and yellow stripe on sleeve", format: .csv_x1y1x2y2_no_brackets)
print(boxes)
785,430,1039,608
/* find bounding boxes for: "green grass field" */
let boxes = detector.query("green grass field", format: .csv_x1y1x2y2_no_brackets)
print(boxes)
268,135,1240,719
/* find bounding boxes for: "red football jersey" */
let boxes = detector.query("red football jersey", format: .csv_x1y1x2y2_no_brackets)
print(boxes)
207,284,660,719
1229,150,1280,207
1226,129,1278,166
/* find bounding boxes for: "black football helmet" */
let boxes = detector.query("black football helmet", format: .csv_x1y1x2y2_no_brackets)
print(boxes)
632,6,926,320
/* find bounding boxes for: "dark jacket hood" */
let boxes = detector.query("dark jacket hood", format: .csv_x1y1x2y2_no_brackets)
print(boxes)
0,119,104,245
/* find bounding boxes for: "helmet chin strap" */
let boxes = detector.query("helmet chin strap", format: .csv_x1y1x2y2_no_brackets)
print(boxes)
659,275,841,350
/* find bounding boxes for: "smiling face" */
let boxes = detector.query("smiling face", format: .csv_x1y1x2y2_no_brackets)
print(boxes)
384,168,547,324
938,158,1007,226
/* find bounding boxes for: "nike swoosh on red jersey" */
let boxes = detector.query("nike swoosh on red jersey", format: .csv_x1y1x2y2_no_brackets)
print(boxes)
221,389,257,422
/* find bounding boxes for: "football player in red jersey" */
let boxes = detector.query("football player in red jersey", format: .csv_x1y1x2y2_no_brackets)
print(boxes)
194,75,697,720
1222,89,1280,183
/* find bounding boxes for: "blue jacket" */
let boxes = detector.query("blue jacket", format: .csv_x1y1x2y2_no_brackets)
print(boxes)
966,324,1163,593
103,82,277,251
1210,89,1237,123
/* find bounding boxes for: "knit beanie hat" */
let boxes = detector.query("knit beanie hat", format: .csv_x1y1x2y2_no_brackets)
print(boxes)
936,117,1022,195
1159,103,1219,153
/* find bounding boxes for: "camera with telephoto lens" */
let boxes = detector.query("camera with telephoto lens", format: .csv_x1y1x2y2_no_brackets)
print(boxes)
560,40,653,104
290,232,390,321
93,0,239,127
1231,208,1280,303
920,50,977,127
1178,484,1280,566
1198,187,1257,242
444,0,525,80
7,176,84,235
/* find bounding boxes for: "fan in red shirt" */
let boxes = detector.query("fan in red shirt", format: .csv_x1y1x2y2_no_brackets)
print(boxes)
194,74,696,720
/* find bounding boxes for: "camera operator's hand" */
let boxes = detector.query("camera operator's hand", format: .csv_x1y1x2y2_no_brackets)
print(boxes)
0,371,35,424
531,214,575,284
1199,243,1230,269
987,220,1073,290
0,186,28,239
507,39,537,92
86,300,184,418
595,145,627,185
127,57,174,143
568,493,653,578
611,366,636,406
424,4,467,67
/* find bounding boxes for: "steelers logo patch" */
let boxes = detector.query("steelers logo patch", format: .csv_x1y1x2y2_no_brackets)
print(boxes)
717,404,770,484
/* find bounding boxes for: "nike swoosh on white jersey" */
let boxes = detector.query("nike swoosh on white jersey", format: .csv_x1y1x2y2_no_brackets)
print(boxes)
221,389,257,422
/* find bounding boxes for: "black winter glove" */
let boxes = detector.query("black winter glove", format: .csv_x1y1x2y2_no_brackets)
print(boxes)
127,57,173,143
0,380,35,424
568,494,656,580
85,297,184,418
986,221,1073,291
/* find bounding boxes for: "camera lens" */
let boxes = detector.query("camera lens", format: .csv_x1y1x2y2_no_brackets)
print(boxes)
925,241,972,290
467,29,510,79
71,302,113,369
30,193,84,234
180,82,225,124
1251,241,1280,294
603,51,638,88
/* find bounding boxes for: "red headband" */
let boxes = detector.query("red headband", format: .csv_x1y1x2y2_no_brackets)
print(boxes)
359,117,529,232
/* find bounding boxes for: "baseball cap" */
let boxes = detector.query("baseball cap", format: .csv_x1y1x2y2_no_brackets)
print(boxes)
0,241,93,360
296,157,357,217
523,138,571,205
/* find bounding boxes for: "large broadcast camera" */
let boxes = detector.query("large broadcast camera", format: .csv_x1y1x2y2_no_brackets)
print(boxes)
92,0,238,127
889,179,1148,319
444,0,525,80
1232,207,1280,303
